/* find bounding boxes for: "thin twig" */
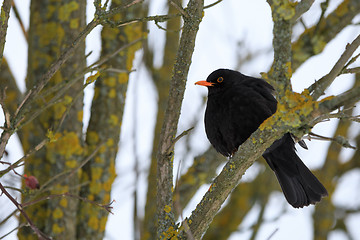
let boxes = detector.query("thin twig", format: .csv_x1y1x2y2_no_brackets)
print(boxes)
0,223,27,240
11,0,28,41
0,183,51,240
22,192,115,214
170,0,189,18
40,143,103,192
266,228,279,240
292,0,314,22
308,132,356,149
166,127,194,155
341,67,360,75
204,0,223,9
309,34,360,100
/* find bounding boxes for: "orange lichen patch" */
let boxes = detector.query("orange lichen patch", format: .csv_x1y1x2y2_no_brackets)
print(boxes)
47,131,83,159
88,216,99,230
99,216,108,232
93,86,100,100
260,89,318,131
65,159,77,168
52,208,64,219
36,22,65,47
335,0,349,17
118,73,129,84
283,61,292,79
164,205,171,213
103,162,116,192
87,194,94,201
208,183,216,192
87,131,99,145
91,167,103,181
95,156,104,164
90,181,102,195
108,88,116,98
63,95,73,104
52,184,69,194
108,114,119,127
104,76,117,87
47,130,61,143
70,18,79,29
59,1,79,22
276,3,296,20
59,198,68,208
53,103,67,120
103,193,110,204
311,35,327,54
77,110,83,122
160,226,179,240
102,27,120,42
86,72,100,84
32,50,54,70
106,138,114,147
52,223,64,234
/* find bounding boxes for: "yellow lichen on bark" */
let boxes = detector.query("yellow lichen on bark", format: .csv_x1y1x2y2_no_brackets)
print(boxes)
260,89,318,131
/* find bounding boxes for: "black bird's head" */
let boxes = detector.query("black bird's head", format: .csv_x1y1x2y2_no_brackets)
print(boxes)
195,69,244,94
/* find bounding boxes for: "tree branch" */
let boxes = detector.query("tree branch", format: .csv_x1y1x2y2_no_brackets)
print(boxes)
179,122,284,239
0,0,11,66
267,0,295,98
292,0,315,23
292,0,360,71
309,34,360,100
156,0,204,238
0,183,50,240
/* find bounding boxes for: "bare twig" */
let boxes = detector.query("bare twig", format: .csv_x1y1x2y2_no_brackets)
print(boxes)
0,90,12,161
266,228,279,240
0,183,51,240
0,223,27,240
309,34,360,100
292,0,315,23
341,67,360,74
11,0,28,41
308,132,356,149
204,0,223,9
166,127,194,155
22,192,115,214
170,0,189,18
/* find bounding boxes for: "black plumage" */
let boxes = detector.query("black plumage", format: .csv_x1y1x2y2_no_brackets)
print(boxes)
196,69,328,208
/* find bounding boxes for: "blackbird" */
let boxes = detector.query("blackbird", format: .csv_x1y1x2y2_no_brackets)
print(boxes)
195,69,328,208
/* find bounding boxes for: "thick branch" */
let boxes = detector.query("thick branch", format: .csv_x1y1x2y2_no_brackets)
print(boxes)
179,122,284,239
267,0,294,98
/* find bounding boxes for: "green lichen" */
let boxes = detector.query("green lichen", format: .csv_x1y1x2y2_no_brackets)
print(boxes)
59,1,79,22
260,90,319,131
1,6,6,25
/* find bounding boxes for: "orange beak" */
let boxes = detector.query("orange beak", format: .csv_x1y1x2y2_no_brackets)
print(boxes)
195,80,214,87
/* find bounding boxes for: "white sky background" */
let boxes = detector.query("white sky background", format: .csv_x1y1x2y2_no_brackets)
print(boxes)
1,0,360,239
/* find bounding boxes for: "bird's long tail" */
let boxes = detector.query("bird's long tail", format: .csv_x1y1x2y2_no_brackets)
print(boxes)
262,133,328,208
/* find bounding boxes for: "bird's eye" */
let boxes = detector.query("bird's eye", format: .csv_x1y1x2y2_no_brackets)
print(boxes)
217,77,224,83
